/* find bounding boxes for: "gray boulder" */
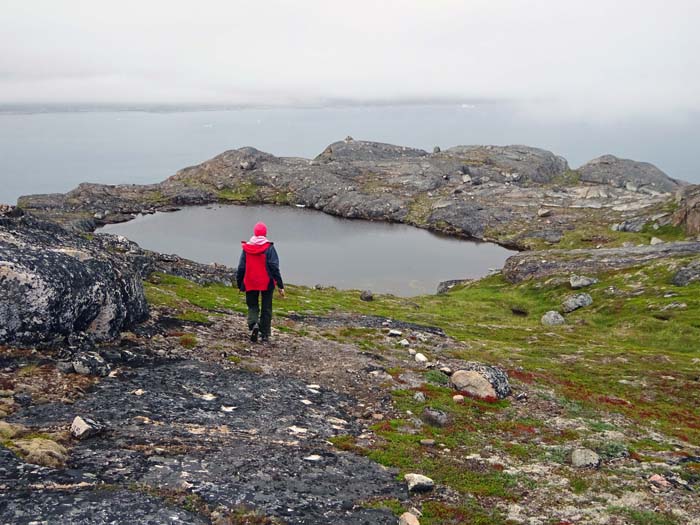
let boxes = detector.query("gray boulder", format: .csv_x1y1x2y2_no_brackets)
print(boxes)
422,407,450,427
578,155,680,193
562,293,593,313
570,275,598,289
70,416,104,440
0,211,148,347
404,473,434,493
541,311,566,326
672,259,700,286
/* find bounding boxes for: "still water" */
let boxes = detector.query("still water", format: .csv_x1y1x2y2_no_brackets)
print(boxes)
99,205,514,296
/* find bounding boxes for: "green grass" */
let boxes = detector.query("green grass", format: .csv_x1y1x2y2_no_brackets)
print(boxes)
176,310,210,324
143,257,700,444
217,182,259,203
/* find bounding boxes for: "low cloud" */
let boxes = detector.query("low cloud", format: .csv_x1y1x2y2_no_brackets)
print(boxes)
1,0,698,118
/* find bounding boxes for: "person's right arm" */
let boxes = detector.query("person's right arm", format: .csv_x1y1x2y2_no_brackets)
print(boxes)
236,251,246,291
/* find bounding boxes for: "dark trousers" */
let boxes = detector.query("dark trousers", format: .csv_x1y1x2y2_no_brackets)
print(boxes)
246,289,274,337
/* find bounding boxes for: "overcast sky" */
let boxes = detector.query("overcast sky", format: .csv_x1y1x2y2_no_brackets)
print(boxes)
2,0,699,118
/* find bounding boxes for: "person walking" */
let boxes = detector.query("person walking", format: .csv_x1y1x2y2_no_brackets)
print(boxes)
237,221,285,343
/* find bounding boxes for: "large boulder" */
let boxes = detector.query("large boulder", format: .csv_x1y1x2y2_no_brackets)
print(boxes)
672,259,700,286
450,363,511,399
578,155,681,193
0,208,148,347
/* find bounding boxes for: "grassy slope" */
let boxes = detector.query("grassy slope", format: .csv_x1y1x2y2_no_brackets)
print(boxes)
145,256,699,524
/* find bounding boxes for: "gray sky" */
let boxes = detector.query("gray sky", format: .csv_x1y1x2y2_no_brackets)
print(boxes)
2,0,699,118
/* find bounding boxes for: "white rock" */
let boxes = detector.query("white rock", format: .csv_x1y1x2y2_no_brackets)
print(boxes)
399,512,420,525
398,338,410,347
571,448,600,468
414,353,428,363
404,473,434,492
70,416,102,440
303,454,323,462
408,349,417,356
450,370,497,399
452,395,465,403
650,236,664,245
388,329,403,337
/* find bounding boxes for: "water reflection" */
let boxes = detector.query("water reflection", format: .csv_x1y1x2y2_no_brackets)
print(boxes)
100,205,514,296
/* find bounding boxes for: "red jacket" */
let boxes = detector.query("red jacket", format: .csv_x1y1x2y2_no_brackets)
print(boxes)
237,242,284,292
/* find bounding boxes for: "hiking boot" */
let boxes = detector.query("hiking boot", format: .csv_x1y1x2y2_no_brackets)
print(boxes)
250,323,259,343
261,335,269,344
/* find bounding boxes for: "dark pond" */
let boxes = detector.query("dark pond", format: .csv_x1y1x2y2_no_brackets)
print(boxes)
99,205,514,296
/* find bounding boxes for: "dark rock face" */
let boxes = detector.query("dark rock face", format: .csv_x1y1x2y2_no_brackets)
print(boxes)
3,359,403,525
578,155,681,194
0,213,148,347
17,140,680,250
442,144,569,184
673,184,700,235
502,242,700,282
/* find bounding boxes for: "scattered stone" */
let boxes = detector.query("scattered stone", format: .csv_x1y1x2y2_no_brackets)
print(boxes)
661,302,687,311
452,395,465,403
413,392,426,403
650,236,664,245
419,439,435,447
72,352,110,377
422,407,450,427
562,293,593,313
541,310,566,326
571,448,601,468
649,473,671,491
450,364,511,399
439,366,453,376
408,349,417,356
70,416,103,440
570,275,598,289
414,353,428,364
404,473,435,493
303,454,323,462
515,392,528,401
239,159,256,170
398,338,410,347
432,146,441,153
399,512,421,525
131,389,145,396
388,329,403,337
12,392,32,407
537,208,552,217
360,290,374,302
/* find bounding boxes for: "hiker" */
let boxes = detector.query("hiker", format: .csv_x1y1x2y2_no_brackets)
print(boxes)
237,221,285,343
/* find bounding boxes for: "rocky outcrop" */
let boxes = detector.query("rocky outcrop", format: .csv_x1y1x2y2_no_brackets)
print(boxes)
673,184,700,235
17,140,681,249
0,207,148,347
578,155,682,194
502,241,700,282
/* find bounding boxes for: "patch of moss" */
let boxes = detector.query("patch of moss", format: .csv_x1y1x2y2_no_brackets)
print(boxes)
217,182,259,203
176,310,210,324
